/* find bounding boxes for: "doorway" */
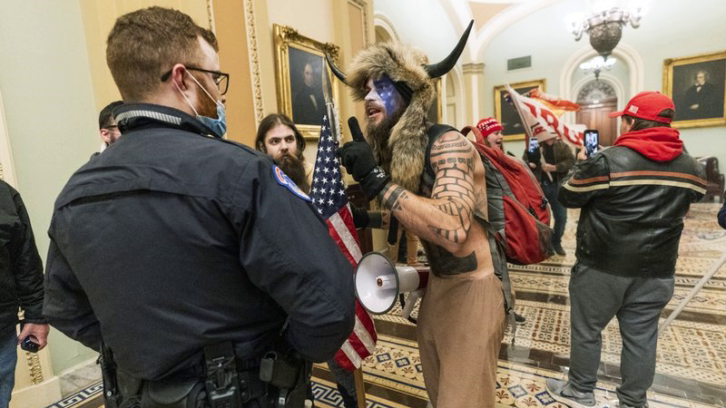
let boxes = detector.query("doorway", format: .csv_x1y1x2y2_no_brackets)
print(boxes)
576,80,618,146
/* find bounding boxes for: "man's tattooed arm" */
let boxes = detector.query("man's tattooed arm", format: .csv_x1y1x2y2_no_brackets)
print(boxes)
378,132,477,253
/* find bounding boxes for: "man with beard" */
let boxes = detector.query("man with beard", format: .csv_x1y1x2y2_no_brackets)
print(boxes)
255,113,312,193
329,22,509,408
43,7,355,408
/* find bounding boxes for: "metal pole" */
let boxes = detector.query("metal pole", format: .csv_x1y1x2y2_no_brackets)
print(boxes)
658,251,726,336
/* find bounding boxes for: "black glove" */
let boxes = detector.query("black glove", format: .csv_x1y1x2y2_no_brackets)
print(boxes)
350,206,370,229
337,117,391,199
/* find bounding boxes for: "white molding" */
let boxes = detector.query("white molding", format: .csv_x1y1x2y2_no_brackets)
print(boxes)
373,12,399,42
443,65,466,128
0,86,17,186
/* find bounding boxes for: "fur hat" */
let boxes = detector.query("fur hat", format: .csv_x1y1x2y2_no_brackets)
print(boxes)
327,21,473,194
345,43,436,193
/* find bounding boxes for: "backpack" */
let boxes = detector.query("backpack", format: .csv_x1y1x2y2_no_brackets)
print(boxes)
424,124,553,265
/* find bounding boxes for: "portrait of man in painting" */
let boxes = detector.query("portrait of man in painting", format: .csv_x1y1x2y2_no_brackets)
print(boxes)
289,47,326,127
672,58,726,122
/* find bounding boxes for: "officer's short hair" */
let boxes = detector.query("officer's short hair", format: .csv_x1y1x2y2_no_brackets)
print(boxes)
106,7,218,102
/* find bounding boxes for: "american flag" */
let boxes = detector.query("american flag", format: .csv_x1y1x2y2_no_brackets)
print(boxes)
311,113,377,372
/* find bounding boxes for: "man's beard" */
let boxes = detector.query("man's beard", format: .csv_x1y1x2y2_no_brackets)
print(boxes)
276,153,310,194
365,109,404,172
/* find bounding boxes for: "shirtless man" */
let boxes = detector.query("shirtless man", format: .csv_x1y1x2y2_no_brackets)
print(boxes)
330,21,507,408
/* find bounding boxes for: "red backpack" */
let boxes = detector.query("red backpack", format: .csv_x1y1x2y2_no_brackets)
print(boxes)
460,125,552,264
423,124,552,265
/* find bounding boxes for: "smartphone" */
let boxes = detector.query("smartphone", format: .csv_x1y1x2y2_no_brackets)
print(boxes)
527,137,539,154
19,321,39,353
584,129,599,158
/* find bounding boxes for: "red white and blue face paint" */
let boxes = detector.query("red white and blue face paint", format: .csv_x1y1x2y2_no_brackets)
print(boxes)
364,75,403,126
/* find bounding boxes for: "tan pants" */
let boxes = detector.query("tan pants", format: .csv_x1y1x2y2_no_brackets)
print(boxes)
386,227,421,265
417,272,506,408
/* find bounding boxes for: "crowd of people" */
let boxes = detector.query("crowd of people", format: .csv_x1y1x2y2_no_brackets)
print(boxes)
1,6,724,408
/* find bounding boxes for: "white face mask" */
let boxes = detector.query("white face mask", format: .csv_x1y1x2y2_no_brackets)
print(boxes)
174,70,227,137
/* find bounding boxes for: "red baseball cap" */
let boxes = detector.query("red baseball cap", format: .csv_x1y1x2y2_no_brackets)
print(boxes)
476,117,503,137
609,91,675,123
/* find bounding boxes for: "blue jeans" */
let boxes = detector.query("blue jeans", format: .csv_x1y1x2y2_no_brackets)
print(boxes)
542,181,566,246
568,262,674,407
0,327,17,408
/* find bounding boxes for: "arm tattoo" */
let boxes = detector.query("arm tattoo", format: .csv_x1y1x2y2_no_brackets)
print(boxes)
426,133,476,245
382,186,408,211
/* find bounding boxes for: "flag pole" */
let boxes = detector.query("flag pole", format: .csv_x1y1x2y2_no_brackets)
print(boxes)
506,85,553,182
659,251,726,336
354,367,367,408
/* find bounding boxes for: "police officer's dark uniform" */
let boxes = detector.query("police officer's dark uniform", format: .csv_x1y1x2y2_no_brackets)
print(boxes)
43,104,356,407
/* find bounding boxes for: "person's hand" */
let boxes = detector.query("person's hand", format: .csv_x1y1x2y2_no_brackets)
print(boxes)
541,163,557,172
528,162,536,169
689,104,699,110
526,147,541,164
577,148,587,161
18,323,49,350
337,117,390,199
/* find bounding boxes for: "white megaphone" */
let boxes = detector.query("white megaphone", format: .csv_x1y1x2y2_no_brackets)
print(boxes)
355,252,429,321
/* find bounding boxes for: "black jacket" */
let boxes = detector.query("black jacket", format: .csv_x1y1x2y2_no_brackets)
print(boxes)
559,146,706,278
43,104,355,380
0,180,45,332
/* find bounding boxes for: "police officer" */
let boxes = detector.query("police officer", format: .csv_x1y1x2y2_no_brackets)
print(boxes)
43,7,355,408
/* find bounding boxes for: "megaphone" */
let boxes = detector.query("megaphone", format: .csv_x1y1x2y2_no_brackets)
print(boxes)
355,252,429,319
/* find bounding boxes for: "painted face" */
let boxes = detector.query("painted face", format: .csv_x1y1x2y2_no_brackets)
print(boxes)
364,75,403,126
485,130,503,151
264,124,298,160
304,64,314,87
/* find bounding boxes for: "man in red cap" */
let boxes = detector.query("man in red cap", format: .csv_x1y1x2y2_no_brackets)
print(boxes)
547,92,707,408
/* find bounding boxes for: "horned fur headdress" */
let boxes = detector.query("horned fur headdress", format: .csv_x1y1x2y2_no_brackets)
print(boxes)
327,21,473,193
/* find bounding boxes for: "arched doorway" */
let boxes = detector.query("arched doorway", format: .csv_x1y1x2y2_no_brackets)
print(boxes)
576,80,618,146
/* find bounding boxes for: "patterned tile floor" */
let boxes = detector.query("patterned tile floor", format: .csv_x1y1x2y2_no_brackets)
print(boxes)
53,203,726,408
313,203,726,407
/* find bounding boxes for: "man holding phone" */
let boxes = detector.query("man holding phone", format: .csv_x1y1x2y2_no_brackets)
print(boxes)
549,92,706,408
523,130,575,256
0,180,48,408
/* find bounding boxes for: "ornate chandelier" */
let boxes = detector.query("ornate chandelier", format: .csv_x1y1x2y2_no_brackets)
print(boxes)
580,56,617,80
568,4,646,59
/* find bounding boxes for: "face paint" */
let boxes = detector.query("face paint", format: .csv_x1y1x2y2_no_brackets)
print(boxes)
373,76,401,117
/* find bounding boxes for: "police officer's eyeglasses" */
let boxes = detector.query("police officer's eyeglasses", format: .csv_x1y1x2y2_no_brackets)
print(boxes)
161,66,230,95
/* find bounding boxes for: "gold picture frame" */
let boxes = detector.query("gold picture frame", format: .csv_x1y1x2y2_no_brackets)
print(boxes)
663,50,726,129
273,24,340,140
494,79,546,141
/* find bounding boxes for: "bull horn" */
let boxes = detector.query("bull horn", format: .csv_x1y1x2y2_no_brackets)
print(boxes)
424,20,473,78
325,53,347,84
